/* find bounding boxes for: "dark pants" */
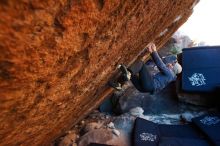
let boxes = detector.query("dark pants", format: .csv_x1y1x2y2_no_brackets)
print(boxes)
129,62,154,93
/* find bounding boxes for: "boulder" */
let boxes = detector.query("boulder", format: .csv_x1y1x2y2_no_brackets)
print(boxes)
83,122,103,134
58,131,77,146
0,0,198,145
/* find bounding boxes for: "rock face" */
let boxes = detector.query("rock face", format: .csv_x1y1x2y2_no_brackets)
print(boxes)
0,0,198,145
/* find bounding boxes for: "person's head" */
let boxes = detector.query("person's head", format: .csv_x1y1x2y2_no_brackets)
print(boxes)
167,61,182,75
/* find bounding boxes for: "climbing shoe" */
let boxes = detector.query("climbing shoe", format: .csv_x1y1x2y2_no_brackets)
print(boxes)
117,64,131,81
108,81,123,91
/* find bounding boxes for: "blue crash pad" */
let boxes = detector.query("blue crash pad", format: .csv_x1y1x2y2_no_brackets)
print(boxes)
133,117,210,146
182,46,220,92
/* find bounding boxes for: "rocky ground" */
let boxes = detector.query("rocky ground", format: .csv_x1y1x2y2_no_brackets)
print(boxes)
53,81,217,146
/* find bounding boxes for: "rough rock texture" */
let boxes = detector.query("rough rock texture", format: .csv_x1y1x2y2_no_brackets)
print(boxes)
0,0,198,145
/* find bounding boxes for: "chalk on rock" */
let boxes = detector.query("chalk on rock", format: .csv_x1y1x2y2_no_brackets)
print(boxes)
129,107,144,117
112,129,120,136
81,120,85,124
107,122,115,129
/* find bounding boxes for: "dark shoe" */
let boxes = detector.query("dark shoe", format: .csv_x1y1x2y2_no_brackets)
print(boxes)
117,64,131,81
108,81,122,91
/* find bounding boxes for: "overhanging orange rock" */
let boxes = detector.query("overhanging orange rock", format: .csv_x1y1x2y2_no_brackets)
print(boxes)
0,0,198,145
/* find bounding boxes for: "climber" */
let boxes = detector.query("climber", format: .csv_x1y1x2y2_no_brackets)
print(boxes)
109,43,182,94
